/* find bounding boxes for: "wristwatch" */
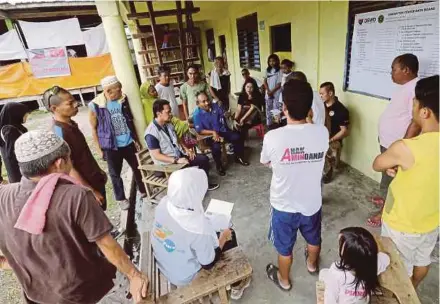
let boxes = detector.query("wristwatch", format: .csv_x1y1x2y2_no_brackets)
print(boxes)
173,156,179,164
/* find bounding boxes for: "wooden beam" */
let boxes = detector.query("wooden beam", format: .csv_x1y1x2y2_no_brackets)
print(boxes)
146,1,163,66
0,9,9,19
5,9,97,19
175,1,186,71
127,7,200,20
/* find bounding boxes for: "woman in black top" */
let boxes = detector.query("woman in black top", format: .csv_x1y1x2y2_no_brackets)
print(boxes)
0,102,32,183
234,79,263,140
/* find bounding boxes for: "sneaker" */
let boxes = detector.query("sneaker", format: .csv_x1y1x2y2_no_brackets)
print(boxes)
230,277,251,300
216,165,226,176
110,228,125,240
208,183,219,191
118,199,130,210
226,143,234,155
235,157,250,166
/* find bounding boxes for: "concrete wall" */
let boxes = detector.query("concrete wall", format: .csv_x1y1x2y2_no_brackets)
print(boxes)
199,1,389,182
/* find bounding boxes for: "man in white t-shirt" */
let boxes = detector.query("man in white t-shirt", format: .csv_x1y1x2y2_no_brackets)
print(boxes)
155,66,180,118
261,79,329,292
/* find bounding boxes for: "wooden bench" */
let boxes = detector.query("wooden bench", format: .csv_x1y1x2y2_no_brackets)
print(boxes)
136,149,185,204
316,236,421,304
139,231,253,304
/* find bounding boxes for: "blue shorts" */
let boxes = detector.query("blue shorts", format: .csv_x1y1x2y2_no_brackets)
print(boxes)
268,207,322,256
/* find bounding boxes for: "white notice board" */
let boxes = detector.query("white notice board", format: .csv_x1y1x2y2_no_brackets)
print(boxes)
348,2,439,99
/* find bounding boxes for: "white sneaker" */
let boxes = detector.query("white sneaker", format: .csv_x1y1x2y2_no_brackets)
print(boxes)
118,200,130,210
230,277,251,300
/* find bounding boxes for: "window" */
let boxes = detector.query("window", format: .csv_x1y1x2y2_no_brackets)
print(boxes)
343,1,430,92
237,13,260,70
205,29,216,62
271,23,291,52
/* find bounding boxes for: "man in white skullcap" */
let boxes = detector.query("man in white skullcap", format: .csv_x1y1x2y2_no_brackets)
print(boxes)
89,76,147,210
0,130,148,303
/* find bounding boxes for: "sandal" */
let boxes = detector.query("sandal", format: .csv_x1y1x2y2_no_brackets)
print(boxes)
367,215,382,228
370,196,385,207
266,263,291,292
304,249,319,275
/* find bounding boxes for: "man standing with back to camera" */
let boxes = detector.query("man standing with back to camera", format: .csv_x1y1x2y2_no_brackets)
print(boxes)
261,79,329,291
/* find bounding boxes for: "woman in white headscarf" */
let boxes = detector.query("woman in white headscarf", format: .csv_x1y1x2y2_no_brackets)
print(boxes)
151,167,232,286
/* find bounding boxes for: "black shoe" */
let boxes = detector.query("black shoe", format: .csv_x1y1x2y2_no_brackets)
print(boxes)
216,165,226,176
235,157,250,166
208,183,220,191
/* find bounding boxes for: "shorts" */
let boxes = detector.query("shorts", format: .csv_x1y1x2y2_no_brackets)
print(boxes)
268,207,322,256
381,222,438,276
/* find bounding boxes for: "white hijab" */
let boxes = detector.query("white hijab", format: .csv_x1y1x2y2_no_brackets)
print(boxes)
165,168,219,245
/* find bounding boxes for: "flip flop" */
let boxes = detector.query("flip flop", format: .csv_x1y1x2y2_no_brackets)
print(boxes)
266,263,292,292
367,216,382,228
304,249,319,275
370,196,385,207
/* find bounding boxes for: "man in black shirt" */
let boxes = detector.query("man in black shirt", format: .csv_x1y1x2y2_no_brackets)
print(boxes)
319,82,350,182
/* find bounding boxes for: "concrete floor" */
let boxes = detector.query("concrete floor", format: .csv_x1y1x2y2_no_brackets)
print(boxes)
138,138,439,304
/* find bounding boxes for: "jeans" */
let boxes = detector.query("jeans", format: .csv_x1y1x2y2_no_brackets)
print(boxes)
207,131,243,167
379,145,394,199
104,143,146,201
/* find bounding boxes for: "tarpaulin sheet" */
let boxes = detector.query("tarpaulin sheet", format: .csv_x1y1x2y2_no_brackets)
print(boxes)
83,24,109,57
0,30,27,61
19,18,84,49
0,54,115,99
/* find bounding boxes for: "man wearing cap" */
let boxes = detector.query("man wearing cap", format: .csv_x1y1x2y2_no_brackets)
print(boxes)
0,130,148,303
89,76,146,210
43,86,108,210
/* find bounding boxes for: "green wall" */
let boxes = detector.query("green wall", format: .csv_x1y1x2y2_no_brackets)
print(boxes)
199,1,389,182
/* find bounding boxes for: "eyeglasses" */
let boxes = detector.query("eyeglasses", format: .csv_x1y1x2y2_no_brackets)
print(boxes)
47,86,60,108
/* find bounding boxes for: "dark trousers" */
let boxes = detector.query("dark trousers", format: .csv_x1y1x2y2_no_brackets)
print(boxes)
188,154,210,177
208,131,243,167
98,185,107,211
104,143,146,201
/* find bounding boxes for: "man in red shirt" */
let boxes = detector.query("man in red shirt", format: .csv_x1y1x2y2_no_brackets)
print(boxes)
0,130,148,303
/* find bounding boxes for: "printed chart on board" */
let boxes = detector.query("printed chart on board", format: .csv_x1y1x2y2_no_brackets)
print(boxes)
348,2,439,99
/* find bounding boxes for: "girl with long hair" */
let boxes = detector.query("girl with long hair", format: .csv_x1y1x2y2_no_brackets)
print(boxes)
319,227,390,303
263,54,282,127
234,79,263,140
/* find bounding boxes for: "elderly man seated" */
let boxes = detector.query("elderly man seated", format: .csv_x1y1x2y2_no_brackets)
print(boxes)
145,99,219,191
193,92,249,176
0,130,148,303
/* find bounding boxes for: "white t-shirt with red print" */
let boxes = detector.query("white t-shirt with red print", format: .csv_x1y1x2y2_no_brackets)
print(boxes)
260,123,329,215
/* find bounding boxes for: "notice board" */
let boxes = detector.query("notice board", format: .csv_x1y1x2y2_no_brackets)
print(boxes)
347,2,439,99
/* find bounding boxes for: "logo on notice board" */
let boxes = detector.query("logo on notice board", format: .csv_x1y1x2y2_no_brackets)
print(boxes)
378,15,385,23
358,17,376,25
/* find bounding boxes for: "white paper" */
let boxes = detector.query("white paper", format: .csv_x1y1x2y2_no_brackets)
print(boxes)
348,2,439,99
206,199,234,215
205,199,234,231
